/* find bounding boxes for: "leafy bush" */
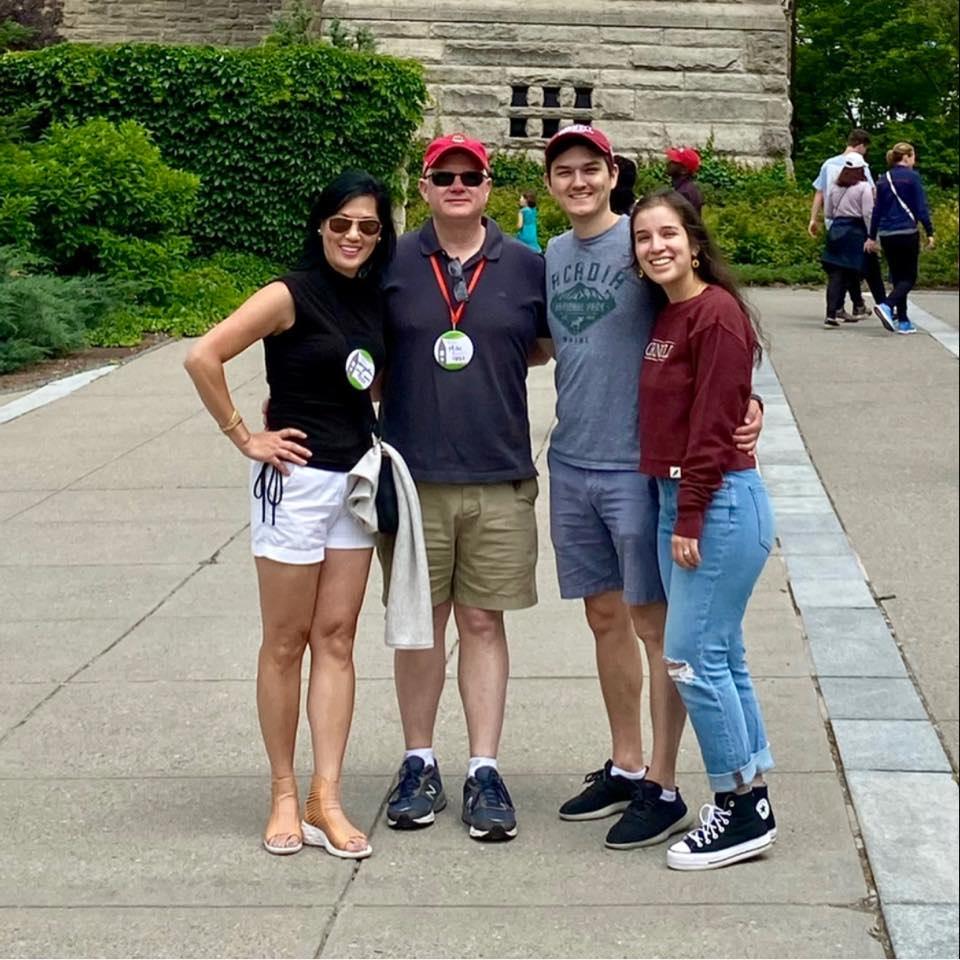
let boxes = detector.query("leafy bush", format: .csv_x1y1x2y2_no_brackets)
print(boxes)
0,43,427,263
89,251,281,346
403,153,959,288
0,245,119,372
0,117,199,283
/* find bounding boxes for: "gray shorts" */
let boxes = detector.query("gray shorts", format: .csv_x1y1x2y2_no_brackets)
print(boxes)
548,450,665,607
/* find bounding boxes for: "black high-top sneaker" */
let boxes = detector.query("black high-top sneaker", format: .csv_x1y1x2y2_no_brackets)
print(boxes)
666,790,773,871
752,783,777,841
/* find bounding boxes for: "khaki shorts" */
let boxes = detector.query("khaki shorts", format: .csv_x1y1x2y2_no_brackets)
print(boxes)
379,479,539,610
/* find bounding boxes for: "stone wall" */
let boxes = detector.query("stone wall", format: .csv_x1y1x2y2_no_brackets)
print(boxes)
59,0,793,161
61,0,287,45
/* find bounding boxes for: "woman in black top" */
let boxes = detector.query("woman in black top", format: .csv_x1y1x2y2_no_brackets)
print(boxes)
185,171,395,859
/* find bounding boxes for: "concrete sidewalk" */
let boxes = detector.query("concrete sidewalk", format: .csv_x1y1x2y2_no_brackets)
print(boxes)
0,295,936,958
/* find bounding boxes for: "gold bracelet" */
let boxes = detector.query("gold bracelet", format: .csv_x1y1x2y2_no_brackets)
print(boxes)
220,408,243,433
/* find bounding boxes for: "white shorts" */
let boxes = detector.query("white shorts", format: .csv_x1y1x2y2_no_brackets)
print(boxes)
249,461,374,565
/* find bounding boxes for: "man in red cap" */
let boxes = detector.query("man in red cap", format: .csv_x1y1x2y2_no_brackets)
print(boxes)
378,133,550,843
665,146,704,216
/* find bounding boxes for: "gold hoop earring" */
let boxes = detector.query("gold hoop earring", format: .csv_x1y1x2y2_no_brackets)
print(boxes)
692,256,700,269
636,267,644,279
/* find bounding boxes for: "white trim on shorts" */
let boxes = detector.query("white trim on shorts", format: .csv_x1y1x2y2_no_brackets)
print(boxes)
249,461,374,565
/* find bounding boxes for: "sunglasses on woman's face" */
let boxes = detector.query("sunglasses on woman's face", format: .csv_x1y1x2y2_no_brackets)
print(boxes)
425,170,488,188
325,216,382,237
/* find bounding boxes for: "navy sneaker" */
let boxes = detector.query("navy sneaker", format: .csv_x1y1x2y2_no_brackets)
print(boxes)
666,790,773,871
604,780,696,849
461,766,517,841
559,760,642,821
386,756,446,829
752,783,777,841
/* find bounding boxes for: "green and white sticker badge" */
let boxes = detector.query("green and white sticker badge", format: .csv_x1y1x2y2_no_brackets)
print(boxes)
345,348,376,390
433,330,474,371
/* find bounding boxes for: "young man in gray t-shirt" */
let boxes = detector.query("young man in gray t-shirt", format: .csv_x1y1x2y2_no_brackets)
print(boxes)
542,125,762,851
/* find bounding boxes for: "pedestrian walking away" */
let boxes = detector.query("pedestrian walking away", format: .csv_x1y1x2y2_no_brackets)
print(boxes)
541,123,763,853
378,133,550,842
632,188,777,871
821,154,876,328
808,128,885,317
867,142,936,335
183,170,397,861
516,190,542,252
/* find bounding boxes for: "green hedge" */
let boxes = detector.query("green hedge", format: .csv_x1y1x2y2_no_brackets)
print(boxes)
0,42,427,263
406,152,958,288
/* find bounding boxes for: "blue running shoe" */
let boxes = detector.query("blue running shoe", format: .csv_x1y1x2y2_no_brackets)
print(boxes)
874,302,896,332
897,320,917,335
386,756,446,830
462,766,517,841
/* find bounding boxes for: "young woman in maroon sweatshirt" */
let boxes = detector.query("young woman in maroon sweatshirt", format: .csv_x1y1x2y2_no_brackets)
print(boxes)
631,188,776,871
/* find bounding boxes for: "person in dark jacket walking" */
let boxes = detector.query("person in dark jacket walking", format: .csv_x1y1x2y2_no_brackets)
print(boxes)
866,142,936,335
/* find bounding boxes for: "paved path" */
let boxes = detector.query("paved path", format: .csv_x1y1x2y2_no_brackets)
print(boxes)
0,289,956,958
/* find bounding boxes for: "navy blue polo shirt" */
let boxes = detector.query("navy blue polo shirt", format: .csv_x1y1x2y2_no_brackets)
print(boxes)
381,217,548,484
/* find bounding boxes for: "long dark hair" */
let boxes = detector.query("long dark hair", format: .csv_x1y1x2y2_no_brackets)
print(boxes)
630,187,765,365
295,169,397,278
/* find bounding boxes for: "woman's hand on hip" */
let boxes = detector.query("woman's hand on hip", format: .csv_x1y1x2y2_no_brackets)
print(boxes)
240,429,312,475
672,535,701,569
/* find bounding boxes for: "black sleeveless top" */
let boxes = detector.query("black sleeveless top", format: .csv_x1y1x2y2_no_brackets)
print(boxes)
266,262,385,472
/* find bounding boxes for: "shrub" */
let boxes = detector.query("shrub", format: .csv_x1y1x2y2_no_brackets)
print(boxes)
0,43,427,263
403,157,958,288
0,244,119,372
0,117,199,283
88,251,281,346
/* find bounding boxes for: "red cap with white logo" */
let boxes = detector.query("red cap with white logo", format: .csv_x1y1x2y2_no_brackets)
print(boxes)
544,124,615,170
422,133,491,174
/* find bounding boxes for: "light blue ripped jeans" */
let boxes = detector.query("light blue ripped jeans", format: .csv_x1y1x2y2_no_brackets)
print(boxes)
656,469,775,793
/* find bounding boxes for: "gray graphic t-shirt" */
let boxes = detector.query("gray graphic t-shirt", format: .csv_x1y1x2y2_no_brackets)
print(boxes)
546,216,657,469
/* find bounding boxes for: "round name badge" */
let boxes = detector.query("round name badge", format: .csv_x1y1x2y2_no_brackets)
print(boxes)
433,330,474,371
344,348,376,390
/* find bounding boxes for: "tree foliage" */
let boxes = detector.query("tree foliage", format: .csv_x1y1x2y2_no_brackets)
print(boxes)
794,0,959,187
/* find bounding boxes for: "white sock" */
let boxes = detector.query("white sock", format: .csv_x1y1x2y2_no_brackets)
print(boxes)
404,748,436,769
468,756,498,778
610,764,648,780
660,787,677,803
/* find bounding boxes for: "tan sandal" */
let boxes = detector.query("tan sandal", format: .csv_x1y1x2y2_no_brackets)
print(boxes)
301,776,372,860
263,775,303,855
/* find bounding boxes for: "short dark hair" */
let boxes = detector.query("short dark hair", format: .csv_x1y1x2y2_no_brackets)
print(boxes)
630,188,765,366
522,190,538,208
609,154,637,215
296,169,396,278
847,129,871,148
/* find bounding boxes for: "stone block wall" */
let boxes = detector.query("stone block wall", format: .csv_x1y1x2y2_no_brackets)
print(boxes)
59,0,793,162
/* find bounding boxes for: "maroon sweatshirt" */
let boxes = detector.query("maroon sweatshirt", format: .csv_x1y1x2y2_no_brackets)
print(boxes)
639,284,756,539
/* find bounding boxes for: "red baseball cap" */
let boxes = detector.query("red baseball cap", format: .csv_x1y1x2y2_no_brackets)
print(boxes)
544,124,615,170
665,146,701,175
422,133,490,174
